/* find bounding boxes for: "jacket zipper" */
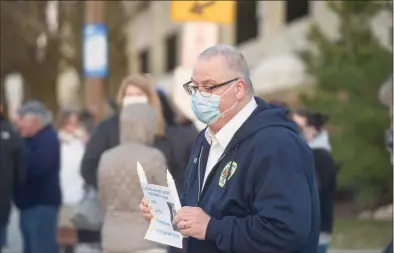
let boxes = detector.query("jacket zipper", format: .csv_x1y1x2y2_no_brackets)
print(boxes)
196,149,227,206
197,146,203,204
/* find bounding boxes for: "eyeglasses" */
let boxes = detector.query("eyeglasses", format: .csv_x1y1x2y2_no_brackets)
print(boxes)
183,77,239,97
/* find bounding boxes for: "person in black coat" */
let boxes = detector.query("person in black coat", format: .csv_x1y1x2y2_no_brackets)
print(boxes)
157,89,199,191
292,109,337,253
157,89,199,253
0,104,27,252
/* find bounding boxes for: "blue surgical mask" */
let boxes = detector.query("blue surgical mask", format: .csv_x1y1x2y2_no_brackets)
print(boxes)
191,83,237,125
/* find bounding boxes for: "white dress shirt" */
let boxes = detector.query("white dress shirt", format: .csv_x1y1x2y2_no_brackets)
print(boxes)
203,98,258,187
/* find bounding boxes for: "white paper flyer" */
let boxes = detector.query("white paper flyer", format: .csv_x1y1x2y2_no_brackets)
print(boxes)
142,184,183,248
137,162,183,249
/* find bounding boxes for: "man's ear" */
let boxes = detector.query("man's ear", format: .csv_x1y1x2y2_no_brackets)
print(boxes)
235,80,247,100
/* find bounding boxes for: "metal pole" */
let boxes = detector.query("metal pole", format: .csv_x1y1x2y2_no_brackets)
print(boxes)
84,0,106,122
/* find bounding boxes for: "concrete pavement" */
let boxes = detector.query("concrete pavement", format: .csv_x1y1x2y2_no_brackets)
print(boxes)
2,251,382,253
1,208,382,253
329,251,380,253
3,208,22,253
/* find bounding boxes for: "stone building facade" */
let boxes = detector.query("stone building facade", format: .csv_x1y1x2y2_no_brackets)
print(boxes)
122,1,392,95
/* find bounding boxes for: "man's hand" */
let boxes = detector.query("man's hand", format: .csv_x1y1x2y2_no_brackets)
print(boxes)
139,197,153,221
174,206,211,240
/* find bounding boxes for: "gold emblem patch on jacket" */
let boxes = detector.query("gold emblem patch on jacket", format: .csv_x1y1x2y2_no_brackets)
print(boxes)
218,161,238,187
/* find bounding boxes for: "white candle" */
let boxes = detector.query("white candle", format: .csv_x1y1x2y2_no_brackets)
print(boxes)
167,170,182,212
137,161,148,185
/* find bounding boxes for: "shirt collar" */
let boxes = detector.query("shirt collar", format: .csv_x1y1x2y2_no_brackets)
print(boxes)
205,98,258,150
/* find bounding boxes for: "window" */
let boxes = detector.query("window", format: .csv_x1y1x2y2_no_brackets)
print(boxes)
286,0,309,23
235,0,258,45
165,33,178,72
139,49,149,73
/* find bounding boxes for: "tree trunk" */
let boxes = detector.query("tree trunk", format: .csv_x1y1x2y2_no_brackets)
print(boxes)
19,38,60,114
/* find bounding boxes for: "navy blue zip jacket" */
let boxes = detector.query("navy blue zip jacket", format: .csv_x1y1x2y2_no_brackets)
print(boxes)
181,97,320,253
14,125,61,209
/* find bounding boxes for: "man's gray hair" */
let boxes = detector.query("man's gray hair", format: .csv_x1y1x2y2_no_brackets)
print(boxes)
198,44,254,95
18,100,52,126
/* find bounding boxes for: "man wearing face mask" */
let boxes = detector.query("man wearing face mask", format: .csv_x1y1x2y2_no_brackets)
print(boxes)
140,45,319,253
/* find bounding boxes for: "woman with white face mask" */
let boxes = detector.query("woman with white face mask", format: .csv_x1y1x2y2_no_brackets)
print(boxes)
81,74,176,189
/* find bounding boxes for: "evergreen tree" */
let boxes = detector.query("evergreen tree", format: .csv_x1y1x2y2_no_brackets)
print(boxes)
301,1,393,207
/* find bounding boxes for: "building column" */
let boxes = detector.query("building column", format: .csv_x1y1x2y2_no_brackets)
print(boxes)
219,24,235,45
260,1,285,38
126,39,139,74
151,1,165,76
311,1,340,40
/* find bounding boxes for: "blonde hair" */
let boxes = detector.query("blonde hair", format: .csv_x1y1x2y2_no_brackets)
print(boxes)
117,74,165,137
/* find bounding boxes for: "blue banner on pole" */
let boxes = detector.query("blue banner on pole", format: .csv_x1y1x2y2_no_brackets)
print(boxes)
83,24,108,78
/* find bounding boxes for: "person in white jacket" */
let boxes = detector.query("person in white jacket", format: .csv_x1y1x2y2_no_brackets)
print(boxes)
57,110,86,247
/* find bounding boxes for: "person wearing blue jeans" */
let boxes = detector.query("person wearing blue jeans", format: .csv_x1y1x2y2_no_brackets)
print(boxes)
0,226,7,253
383,241,393,253
20,206,59,253
0,226,6,246
14,101,62,253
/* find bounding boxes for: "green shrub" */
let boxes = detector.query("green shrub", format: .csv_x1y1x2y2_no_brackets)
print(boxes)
300,1,393,207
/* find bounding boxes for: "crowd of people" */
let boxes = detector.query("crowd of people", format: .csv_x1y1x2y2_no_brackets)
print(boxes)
0,73,198,253
0,44,390,253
